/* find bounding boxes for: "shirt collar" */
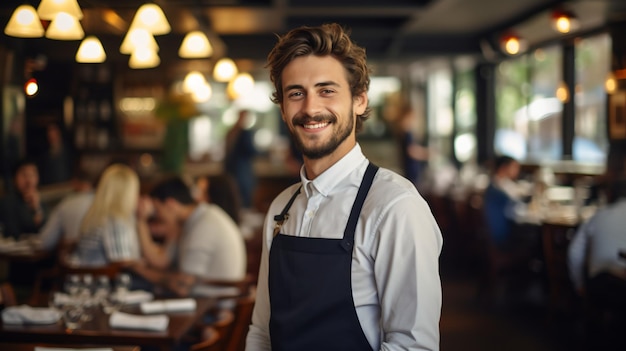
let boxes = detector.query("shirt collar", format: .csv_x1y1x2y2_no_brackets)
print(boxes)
299,143,366,198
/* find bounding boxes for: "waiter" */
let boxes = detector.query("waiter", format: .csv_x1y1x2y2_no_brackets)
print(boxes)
245,23,443,351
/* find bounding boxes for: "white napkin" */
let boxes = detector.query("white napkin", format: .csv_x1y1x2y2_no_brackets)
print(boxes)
2,305,61,325
140,298,196,314
191,284,241,298
113,290,154,304
109,311,169,331
35,348,113,351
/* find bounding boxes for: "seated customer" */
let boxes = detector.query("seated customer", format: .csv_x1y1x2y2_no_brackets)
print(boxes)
482,155,530,251
38,168,96,251
0,158,48,239
131,176,247,296
568,178,626,313
70,164,146,267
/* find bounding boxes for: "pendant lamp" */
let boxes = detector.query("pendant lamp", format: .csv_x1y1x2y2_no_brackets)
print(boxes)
4,5,44,38
129,47,160,69
179,31,213,58
45,12,84,40
129,3,170,35
37,0,83,20
213,58,238,82
76,36,106,63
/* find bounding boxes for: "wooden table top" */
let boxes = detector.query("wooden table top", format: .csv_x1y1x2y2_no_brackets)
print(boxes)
0,342,140,351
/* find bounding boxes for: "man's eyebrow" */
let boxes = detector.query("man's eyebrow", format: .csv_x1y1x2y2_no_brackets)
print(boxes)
284,81,340,91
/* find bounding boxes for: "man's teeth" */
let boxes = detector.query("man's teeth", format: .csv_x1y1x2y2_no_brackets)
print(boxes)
303,122,329,129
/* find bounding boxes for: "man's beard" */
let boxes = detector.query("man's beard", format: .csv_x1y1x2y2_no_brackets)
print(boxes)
290,109,354,160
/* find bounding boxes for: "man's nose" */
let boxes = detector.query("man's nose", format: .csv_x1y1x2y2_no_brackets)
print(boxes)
301,94,322,117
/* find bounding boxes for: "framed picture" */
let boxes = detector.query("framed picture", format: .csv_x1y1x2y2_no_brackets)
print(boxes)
609,90,626,140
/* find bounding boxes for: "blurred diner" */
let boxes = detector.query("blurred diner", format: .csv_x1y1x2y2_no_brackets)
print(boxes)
0,158,47,240
129,176,247,297
37,167,97,251
69,163,145,267
567,177,626,345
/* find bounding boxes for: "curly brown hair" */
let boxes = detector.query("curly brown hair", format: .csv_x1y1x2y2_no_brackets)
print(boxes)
266,23,372,132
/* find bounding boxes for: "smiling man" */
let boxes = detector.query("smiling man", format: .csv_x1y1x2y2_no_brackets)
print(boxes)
245,23,443,351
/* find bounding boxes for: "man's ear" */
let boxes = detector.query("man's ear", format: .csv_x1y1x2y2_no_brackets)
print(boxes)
353,92,368,115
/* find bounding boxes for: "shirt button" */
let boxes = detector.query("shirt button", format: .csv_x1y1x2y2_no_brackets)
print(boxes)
306,210,314,217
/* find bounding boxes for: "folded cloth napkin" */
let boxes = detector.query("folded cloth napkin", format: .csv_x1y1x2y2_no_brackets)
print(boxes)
113,290,154,304
109,311,169,331
2,305,61,325
35,348,113,351
191,284,241,298
140,298,197,314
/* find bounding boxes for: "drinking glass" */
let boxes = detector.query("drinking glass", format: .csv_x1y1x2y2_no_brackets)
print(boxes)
115,273,132,293
62,304,84,329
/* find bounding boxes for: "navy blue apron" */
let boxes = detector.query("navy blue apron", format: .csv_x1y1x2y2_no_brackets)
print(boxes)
269,163,379,351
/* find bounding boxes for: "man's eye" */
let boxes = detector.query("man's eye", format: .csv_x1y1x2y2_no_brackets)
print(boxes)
288,91,303,98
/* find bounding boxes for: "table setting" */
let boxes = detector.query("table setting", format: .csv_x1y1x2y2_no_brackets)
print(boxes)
0,272,216,351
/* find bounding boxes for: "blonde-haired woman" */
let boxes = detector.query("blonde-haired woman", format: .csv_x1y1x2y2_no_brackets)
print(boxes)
72,164,144,267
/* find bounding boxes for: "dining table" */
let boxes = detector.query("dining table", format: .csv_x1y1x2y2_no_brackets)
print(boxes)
0,343,140,351
0,296,216,351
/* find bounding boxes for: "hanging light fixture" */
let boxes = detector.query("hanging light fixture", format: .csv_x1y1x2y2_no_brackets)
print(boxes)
76,36,106,63
213,58,238,82
500,32,527,56
4,5,45,38
556,81,569,103
37,0,83,20
24,78,39,97
179,31,213,58
45,12,84,40
227,73,255,100
551,9,579,34
605,72,617,94
183,71,212,102
120,28,159,54
129,47,160,69
129,3,170,35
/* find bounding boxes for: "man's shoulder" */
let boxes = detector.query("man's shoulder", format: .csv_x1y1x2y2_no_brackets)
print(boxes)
59,192,94,207
370,167,420,199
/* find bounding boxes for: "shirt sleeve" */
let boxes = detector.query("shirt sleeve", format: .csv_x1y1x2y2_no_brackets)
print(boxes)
373,195,443,351
38,204,63,251
245,211,273,351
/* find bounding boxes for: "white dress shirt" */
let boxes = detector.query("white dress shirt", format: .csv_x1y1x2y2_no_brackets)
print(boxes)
246,144,443,351
178,203,247,281
38,191,94,250
568,198,626,291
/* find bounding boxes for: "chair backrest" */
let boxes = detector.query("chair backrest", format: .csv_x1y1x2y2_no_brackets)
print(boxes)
191,326,222,351
223,285,257,351
201,308,235,351
0,282,17,307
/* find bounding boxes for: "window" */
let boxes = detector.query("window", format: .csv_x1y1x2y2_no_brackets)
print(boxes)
453,62,477,163
574,33,610,164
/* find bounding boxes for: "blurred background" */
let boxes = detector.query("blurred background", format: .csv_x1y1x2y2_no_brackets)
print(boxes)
2,0,626,350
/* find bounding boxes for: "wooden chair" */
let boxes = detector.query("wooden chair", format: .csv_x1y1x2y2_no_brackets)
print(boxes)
200,309,235,351
222,285,257,351
191,327,222,351
0,282,17,307
541,221,579,321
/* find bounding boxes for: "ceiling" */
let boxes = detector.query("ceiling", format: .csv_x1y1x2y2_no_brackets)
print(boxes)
1,0,625,79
